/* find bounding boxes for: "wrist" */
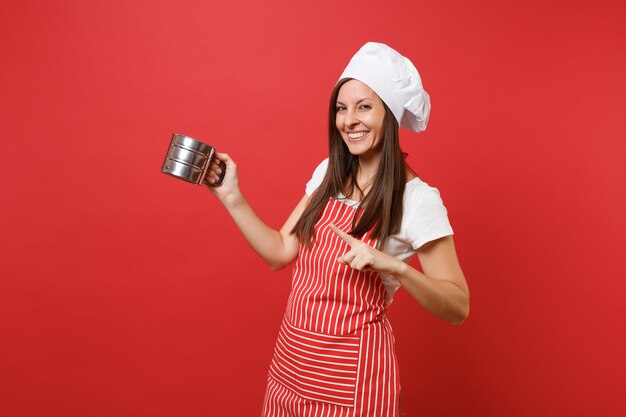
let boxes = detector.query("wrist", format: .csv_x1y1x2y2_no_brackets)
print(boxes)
220,188,245,208
391,258,409,279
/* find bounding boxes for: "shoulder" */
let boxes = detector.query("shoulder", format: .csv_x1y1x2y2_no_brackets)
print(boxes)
403,177,446,208
305,158,329,196
400,177,454,249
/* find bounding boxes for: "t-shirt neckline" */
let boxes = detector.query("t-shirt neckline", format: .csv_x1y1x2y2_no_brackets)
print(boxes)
334,177,422,207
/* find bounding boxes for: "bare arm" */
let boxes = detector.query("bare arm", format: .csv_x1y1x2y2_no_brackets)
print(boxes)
330,225,469,325
206,152,306,270
396,236,469,325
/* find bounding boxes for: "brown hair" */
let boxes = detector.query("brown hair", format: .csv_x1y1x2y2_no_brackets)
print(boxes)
291,78,407,248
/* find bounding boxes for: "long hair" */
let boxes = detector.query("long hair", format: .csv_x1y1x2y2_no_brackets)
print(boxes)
291,78,407,248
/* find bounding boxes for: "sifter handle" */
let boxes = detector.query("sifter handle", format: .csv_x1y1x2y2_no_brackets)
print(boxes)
203,158,227,186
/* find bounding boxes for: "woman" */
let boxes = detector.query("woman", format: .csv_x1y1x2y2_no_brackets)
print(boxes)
206,42,469,416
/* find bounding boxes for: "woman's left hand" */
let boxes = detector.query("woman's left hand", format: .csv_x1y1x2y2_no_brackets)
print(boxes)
329,224,402,275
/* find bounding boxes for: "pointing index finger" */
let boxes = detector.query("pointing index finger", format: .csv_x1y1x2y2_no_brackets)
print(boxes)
329,224,358,246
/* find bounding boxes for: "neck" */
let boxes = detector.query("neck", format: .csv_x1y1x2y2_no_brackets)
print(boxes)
342,152,381,201
357,152,382,183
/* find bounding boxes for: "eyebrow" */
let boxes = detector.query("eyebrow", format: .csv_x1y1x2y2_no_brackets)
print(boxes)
336,98,373,105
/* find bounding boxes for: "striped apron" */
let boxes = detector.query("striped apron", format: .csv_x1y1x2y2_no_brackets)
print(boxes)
262,198,401,417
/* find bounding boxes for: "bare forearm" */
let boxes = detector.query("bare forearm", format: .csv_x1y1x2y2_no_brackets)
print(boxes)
219,191,294,270
206,153,302,270
393,261,469,325
330,226,469,325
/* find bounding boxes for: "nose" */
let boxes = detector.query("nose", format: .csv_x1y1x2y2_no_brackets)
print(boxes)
343,108,359,128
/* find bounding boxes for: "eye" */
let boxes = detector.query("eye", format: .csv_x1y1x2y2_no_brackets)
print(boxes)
336,105,346,112
359,104,371,110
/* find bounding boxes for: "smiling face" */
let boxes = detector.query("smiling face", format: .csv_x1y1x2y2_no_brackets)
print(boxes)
335,79,387,160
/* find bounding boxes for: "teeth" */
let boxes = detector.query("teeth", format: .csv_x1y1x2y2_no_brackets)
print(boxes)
348,132,368,139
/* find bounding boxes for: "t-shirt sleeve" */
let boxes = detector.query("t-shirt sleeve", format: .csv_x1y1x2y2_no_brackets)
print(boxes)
405,186,454,249
305,158,329,196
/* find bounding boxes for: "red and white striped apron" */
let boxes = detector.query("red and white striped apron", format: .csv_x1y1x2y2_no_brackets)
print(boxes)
263,198,401,417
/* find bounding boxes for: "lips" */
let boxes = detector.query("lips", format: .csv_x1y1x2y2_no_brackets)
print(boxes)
346,131,369,141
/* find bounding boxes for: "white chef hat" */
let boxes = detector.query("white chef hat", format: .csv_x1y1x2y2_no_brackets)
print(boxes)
338,42,431,133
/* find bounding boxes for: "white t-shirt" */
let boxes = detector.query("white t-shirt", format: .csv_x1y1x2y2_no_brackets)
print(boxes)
305,158,454,304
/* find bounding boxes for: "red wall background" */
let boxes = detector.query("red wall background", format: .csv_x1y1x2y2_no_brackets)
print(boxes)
1,1,625,416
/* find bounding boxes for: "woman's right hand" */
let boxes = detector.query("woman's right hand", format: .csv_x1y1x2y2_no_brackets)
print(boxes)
205,152,241,205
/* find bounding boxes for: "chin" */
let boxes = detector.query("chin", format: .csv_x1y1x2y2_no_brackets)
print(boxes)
346,145,374,157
